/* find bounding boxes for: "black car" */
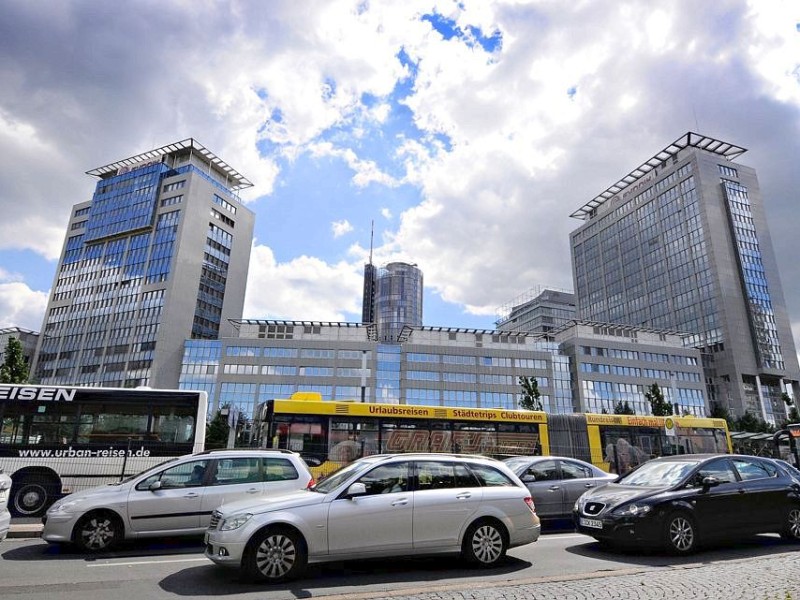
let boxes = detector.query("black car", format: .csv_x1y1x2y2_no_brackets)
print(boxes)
573,453,800,554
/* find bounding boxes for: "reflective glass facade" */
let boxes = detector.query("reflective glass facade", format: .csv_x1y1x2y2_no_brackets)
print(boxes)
373,262,423,342
179,322,564,424
33,140,254,389
570,133,800,422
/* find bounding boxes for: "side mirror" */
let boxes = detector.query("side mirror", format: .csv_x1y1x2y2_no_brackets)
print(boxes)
521,474,536,483
701,476,720,489
149,480,163,492
347,482,367,498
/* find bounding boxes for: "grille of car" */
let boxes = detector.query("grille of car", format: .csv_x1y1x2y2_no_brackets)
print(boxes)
583,501,606,516
209,510,222,530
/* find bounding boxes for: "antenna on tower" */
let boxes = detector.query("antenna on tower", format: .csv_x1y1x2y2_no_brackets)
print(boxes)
369,220,374,265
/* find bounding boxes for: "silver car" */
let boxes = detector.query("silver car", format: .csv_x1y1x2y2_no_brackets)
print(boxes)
205,453,541,583
0,471,11,543
42,449,312,552
503,456,617,520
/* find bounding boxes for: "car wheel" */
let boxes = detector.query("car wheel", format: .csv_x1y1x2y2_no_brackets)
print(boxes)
11,476,58,517
462,519,508,567
663,512,697,555
74,511,123,552
780,506,800,541
243,526,307,583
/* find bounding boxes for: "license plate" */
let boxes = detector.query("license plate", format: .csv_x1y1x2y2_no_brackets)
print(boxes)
580,517,602,529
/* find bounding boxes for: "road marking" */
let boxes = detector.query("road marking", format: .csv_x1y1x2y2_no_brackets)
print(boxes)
86,557,209,568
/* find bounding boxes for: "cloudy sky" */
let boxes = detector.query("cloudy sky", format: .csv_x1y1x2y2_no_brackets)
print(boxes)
1,1,799,346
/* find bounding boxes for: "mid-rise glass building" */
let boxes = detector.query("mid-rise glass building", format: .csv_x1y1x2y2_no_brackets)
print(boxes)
180,320,571,420
33,139,255,389
570,132,800,422
496,287,576,334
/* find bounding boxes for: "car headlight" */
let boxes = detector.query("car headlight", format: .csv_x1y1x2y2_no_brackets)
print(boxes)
220,513,253,531
48,497,86,514
573,498,582,511
612,503,652,517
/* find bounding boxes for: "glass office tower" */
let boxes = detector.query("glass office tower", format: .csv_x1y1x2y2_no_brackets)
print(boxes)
33,139,255,389
362,262,424,342
570,132,800,423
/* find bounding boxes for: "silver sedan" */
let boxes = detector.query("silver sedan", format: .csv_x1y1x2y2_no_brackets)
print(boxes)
503,456,617,521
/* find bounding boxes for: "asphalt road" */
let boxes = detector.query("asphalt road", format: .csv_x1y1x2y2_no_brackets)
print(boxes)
1,527,800,600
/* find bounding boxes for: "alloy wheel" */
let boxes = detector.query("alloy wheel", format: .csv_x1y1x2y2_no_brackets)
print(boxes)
470,524,504,564
255,532,298,580
668,515,695,552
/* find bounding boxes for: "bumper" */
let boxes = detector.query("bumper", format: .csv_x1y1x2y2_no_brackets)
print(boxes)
509,521,541,548
573,512,661,545
204,530,249,567
0,510,9,542
40,512,80,543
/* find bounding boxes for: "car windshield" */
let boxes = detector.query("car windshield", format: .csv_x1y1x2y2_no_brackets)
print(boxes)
616,460,699,487
309,457,380,494
502,457,530,472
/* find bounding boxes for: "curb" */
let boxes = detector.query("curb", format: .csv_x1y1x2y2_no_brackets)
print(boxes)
7,524,43,539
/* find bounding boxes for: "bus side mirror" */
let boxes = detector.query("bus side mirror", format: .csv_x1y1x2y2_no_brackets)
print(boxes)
149,480,163,492
347,482,367,498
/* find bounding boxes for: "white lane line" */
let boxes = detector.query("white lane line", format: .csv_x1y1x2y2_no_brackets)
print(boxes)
86,557,209,568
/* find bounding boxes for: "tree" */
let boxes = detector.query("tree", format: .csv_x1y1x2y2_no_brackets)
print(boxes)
645,382,673,416
735,411,774,434
0,337,29,384
518,375,542,411
205,407,230,449
613,400,635,415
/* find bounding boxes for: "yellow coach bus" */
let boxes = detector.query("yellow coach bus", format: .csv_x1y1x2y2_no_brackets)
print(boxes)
254,393,731,478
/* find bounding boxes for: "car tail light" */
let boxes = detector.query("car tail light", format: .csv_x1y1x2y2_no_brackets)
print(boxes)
524,496,536,513
306,478,316,489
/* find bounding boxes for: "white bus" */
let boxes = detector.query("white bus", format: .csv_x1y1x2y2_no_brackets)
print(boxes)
0,384,207,516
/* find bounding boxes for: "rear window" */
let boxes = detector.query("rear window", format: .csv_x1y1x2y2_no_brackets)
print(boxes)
467,463,517,487
263,457,300,482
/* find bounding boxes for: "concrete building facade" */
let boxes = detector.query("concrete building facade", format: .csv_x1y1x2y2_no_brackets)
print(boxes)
33,139,255,389
570,132,800,423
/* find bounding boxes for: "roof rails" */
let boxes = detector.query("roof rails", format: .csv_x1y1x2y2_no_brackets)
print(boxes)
194,448,295,456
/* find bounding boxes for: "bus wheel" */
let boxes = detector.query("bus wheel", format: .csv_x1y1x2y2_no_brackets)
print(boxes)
75,511,123,552
11,476,58,517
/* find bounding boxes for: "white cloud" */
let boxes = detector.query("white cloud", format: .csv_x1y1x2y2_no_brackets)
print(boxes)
381,208,393,220
331,219,354,238
244,244,362,321
0,282,48,331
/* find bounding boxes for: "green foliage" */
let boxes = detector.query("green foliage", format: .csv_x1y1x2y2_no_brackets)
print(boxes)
518,375,542,411
0,337,29,384
613,400,635,415
645,382,673,416
205,407,230,449
735,411,774,433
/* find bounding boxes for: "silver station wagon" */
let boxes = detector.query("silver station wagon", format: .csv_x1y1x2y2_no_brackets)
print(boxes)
42,449,312,551
205,453,541,582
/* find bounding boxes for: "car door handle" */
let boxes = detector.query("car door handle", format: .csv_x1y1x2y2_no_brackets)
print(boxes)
391,498,408,506
584,484,594,488
738,488,746,494
548,485,561,491
183,492,200,498
246,487,260,494
456,492,472,500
